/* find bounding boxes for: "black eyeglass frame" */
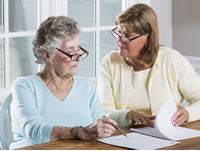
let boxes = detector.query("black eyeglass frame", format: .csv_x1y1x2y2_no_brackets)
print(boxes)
111,27,147,43
55,47,89,61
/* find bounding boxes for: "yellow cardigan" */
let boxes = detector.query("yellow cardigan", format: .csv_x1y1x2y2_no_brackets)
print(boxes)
97,47,200,127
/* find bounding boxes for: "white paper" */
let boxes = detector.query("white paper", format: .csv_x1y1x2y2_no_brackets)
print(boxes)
131,96,200,141
98,132,179,150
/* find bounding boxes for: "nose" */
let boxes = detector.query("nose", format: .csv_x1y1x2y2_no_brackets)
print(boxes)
117,36,125,45
117,35,124,43
75,55,81,61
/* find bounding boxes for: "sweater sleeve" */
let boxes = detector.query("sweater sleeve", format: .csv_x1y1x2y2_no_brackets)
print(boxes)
175,55,200,122
11,78,53,144
97,57,130,127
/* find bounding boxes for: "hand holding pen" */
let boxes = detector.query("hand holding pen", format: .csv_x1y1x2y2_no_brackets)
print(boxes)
76,116,118,140
103,116,129,139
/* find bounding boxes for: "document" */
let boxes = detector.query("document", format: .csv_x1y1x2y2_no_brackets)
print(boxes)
97,96,200,149
130,96,200,141
98,132,179,150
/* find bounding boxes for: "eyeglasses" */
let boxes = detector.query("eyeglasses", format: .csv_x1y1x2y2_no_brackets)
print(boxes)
55,47,89,61
111,27,145,43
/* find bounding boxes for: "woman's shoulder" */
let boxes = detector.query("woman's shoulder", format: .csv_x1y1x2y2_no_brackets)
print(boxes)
158,46,184,61
12,74,39,88
73,76,96,88
101,50,121,62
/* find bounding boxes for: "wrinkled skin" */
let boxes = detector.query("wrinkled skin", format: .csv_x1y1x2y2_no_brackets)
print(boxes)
126,110,156,128
79,117,117,140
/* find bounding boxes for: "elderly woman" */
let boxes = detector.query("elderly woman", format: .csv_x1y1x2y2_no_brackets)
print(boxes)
10,16,117,149
97,3,200,128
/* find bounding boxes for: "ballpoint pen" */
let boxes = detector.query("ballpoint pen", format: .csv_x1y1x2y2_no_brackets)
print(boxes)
112,124,129,139
103,116,129,139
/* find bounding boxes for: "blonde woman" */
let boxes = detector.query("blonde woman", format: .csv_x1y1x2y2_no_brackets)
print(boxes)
97,4,200,128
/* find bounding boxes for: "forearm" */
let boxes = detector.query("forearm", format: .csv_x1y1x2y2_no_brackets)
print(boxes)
50,126,75,141
103,107,131,127
185,100,200,122
50,126,90,141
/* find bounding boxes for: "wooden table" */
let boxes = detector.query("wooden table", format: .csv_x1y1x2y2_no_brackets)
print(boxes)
16,120,200,150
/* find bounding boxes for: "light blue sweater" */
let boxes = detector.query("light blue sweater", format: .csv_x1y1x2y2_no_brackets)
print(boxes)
10,74,104,149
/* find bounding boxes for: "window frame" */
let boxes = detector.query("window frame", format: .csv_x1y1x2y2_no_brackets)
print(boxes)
0,0,41,103
41,0,128,77
0,0,151,103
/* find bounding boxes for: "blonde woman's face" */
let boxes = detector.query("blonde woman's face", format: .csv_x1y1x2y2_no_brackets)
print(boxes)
116,24,149,60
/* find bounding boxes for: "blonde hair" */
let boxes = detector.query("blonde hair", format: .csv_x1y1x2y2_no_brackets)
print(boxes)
116,3,160,65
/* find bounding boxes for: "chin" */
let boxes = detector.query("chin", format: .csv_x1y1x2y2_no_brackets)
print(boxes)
71,70,78,76
118,49,127,57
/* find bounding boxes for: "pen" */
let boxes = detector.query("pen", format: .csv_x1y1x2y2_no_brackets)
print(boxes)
103,116,129,139
112,125,129,139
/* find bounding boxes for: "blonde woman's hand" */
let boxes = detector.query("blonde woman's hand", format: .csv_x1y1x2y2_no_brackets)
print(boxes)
171,105,189,127
79,117,117,140
126,110,156,128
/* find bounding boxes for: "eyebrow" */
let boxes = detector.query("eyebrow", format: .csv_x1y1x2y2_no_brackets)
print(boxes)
65,45,81,49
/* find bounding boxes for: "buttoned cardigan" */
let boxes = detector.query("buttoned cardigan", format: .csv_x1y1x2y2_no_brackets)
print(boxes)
97,47,200,127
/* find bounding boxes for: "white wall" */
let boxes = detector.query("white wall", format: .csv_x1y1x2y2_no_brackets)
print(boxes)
172,0,200,57
151,0,172,48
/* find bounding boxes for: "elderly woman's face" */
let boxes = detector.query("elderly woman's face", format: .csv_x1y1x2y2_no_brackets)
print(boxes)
116,24,149,59
50,37,81,76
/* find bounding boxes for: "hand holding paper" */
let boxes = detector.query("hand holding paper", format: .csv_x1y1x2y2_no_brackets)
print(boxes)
171,105,189,127
131,96,200,141
98,96,200,150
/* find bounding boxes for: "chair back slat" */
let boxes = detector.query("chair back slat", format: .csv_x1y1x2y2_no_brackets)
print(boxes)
0,93,12,150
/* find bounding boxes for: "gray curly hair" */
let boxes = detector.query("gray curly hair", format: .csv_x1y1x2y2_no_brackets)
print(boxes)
32,16,81,64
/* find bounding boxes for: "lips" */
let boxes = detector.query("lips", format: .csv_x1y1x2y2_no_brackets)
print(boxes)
70,65,78,68
118,45,127,50
118,42,126,50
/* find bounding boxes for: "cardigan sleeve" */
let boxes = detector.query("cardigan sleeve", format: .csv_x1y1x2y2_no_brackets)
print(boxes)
97,56,130,127
175,54,200,122
11,78,53,144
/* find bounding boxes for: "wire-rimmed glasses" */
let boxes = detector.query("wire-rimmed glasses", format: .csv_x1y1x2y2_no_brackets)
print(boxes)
56,47,89,61
111,27,144,43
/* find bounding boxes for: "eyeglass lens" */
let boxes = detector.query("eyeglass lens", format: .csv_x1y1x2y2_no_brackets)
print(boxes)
71,53,88,61
112,29,130,43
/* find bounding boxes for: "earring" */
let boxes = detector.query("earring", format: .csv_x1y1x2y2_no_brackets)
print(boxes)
145,44,148,47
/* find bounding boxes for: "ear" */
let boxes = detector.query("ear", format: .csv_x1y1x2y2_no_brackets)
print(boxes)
145,33,151,44
42,49,53,64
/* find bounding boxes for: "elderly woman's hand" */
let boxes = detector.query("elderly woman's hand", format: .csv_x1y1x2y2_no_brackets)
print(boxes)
78,117,117,140
171,105,189,127
126,110,156,128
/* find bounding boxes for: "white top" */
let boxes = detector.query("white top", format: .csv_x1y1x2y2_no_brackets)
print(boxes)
127,68,152,115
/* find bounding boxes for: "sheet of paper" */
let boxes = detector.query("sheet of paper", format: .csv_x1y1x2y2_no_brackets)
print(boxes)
97,132,179,150
130,127,167,139
131,96,200,141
